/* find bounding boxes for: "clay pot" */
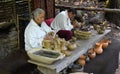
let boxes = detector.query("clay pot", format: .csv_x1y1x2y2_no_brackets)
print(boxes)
88,48,94,54
94,43,103,54
61,50,71,57
42,40,51,49
89,51,96,59
102,42,109,48
68,43,77,51
78,59,86,67
101,39,111,48
88,48,96,59
79,54,86,60
60,39,67,51
71,37,77,42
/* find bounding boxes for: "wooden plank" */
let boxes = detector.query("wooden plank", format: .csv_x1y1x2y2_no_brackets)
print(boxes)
28,30,111,73
55,4,120,12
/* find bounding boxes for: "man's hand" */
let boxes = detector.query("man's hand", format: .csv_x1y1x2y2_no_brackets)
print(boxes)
44,32,54,40
48,31,54,36
44,35,53,40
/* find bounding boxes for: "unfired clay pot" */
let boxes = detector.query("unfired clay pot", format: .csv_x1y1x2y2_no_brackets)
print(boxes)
42,40,51,49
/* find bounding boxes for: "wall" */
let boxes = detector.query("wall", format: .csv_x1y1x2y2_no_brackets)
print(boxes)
32,0,55,19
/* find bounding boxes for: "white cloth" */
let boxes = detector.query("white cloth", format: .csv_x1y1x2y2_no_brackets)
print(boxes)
24,19,54,51
51,10,73,32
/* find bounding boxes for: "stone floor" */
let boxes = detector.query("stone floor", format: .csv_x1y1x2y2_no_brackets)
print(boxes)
115,65,120,74
106,26,120,74
115,52,120,74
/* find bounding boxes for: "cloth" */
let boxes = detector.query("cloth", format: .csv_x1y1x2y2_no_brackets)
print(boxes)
84,38,120,74
45,18,54,27
51,10,73,32
57,30,73,41
24,19,54,51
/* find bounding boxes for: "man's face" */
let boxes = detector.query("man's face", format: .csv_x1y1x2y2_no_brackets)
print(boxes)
36,12,45,24
68,12,75,19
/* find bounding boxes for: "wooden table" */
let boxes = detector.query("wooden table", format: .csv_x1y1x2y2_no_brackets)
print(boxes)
28,30,111,74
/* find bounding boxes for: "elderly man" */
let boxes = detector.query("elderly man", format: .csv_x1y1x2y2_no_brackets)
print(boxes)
24,8,54,51
51,8,78,40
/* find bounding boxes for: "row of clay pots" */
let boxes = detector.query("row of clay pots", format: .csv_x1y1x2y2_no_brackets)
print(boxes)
78,49,96,67
77,39,111,67
94,39,111,54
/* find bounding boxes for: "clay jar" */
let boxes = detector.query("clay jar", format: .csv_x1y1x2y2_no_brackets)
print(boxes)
89,52,96,59
78,59,86,67
79,54,86,60
101,39,111,49
68,43,77,51
60,39,67,51
42,40,51,49
88,48,96,59
94,43,103,54
78,54,86,67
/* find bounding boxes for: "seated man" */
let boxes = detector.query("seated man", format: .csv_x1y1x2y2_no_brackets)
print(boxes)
51,8,79,40
24,8,54,52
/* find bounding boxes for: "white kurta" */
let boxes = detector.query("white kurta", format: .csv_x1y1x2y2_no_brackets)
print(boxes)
24,19,54,51
51,10,73,32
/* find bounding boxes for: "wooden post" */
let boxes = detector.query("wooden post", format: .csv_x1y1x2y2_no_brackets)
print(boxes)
32,0,55,18
105,0,120,26
46,0,55,18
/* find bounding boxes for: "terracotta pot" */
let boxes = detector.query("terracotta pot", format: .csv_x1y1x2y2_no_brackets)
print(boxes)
102,42,109,48
78,59,86,67
89,51,96,59
94,43,103,54
88,48,94,54
101,39,111,48
79,54,86,60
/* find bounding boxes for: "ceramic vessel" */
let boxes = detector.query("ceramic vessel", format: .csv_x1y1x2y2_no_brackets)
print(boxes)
94,43,103,54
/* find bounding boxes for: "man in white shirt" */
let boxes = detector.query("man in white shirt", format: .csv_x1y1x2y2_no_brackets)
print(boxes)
24,8,54,51
51,8,77,40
